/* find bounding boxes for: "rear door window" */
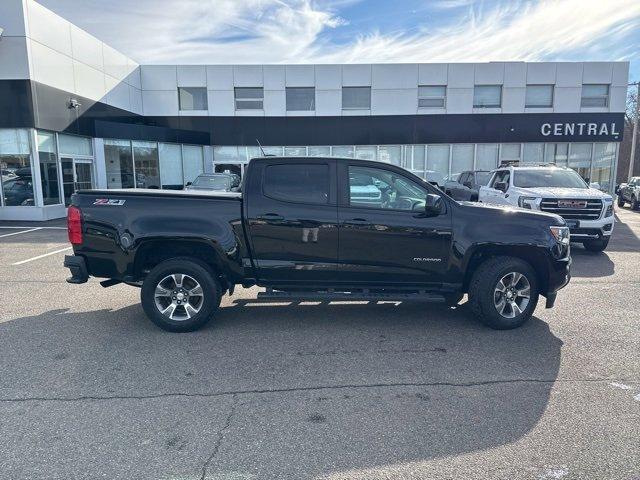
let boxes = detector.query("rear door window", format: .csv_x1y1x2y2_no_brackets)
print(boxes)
263,163,330,205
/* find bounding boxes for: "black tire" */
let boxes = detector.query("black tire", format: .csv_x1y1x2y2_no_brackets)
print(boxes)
582,237,610,253
141,258,220,332
468,256,539,330
617,195,625,208
632,196,640,211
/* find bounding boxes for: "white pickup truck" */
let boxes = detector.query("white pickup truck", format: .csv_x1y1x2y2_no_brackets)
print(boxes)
479,165,614,252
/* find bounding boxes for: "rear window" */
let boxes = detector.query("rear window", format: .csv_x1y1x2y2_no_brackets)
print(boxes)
263,164,330,204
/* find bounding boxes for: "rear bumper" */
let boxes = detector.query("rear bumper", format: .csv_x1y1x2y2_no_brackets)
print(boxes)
63,255,89,284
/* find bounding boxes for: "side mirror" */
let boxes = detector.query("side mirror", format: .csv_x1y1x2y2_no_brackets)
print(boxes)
463,180,472,188
186,182,192,186
425,193,443,215
494,181,508,193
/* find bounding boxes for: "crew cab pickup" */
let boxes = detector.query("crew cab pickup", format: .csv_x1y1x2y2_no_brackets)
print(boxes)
64,157,571,332
479,165,614,252
618,176,640,210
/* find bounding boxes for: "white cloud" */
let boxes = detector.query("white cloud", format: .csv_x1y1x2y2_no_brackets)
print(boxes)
39,0,640,66
311,0,640,63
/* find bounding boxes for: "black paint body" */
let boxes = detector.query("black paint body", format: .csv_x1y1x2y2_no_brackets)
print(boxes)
69,157,571,299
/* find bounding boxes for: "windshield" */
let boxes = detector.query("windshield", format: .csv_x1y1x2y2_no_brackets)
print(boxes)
192,175,231,189
513,169,587,189
475,172,491,185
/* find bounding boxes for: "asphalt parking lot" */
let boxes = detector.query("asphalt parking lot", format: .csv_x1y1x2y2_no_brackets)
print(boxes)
0,209,638,480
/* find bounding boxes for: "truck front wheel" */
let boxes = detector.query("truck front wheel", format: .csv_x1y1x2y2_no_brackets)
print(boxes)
468,256,539,330
141,258,220,332
582,237,610,252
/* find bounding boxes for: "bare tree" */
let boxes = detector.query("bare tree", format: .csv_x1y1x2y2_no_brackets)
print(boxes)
626,86,638,124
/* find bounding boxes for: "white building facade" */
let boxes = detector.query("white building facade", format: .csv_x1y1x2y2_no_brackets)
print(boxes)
0,0,630,220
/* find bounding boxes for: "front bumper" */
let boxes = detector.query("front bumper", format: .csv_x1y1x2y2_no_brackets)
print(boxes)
566,217,614,240
64,255,89,284
545,256,571,301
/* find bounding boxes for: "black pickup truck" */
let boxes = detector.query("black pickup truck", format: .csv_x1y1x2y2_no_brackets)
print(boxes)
64,156,571,332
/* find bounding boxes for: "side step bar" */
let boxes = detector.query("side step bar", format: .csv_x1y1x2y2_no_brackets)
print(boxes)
257,288,446,303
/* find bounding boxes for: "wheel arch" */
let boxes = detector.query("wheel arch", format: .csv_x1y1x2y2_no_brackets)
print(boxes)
462,245,550,294
133,238,232,293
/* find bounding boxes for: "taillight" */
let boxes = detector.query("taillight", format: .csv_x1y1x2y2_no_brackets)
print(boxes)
67,206,83,245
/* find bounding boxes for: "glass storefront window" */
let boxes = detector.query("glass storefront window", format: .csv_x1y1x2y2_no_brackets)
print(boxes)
105,140,134,189
544,143,569,166
411,145,426,172
426,145,449,185
132,141,160,189
569,143,592,183
308,146,330,157
522,143,544,164
284,146,306,157
263,146,283,157
58,134,92,156
332,146,354,158
247,146,262,160
476,144,498,171
37,131,61,205
451,144,474,175
500,143,521,161
355,146,377,161
379,145,401,166
159,143,183,189
183,145,204,185
213,146,249,163
0,129,34,207
592,143,615,192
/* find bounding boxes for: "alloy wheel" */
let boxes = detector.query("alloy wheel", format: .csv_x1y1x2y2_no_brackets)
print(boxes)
493,271,531,318
153,273,204,321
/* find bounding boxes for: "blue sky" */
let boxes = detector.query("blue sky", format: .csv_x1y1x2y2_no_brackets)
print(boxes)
40,0,640,83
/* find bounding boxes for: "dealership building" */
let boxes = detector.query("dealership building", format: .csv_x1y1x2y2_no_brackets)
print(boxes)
0,0,630,221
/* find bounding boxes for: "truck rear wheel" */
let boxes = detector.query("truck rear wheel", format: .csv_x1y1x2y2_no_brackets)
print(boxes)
141,258,220,332
468,256,539,330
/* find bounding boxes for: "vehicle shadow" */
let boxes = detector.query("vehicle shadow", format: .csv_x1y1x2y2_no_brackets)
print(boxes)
605,212,640,253
569,245,615,277
0,300,562,477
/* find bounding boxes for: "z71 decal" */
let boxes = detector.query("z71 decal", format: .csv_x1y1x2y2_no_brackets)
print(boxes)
93,198,126,206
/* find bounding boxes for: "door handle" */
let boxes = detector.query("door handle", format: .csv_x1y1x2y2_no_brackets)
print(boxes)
344,217,368,225
258,213,284,221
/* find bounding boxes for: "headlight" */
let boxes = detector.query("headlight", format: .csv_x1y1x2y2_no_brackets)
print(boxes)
518,196,539,209
550,226,570,245
604,198,613,217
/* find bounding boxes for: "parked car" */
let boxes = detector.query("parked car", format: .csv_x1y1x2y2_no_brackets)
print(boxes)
64,156,571,332
617,177,640,210
479,165,614,252
444,170,491,201
185,173,241,192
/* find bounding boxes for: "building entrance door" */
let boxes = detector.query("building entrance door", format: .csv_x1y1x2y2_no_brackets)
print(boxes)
62,157,94,206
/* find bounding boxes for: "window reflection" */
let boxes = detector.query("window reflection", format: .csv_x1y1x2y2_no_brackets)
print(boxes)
1,129,34,207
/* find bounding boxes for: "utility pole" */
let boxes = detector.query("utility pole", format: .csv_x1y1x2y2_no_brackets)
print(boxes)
629,82,640,179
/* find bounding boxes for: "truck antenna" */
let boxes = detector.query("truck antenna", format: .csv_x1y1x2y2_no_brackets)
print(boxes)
256,139,268,157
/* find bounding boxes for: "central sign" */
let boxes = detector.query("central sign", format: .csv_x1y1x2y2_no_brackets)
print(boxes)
541,122,620,138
